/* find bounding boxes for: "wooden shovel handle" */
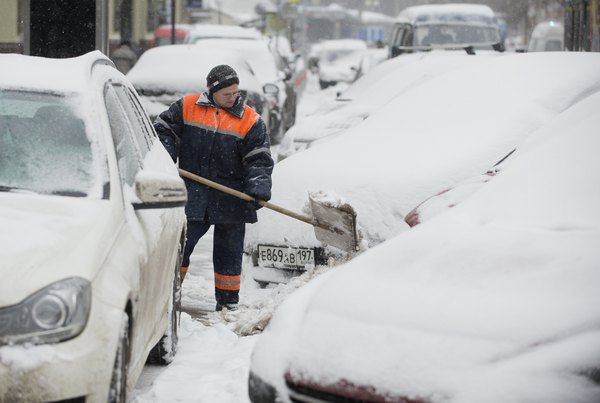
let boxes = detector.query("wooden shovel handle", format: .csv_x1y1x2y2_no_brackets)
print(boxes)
177,168,315,226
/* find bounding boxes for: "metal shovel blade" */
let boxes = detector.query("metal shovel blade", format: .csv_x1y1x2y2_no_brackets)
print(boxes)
309,194,359,253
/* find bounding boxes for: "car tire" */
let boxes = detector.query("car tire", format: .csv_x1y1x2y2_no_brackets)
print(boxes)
108,312,130,403
147,246,182,365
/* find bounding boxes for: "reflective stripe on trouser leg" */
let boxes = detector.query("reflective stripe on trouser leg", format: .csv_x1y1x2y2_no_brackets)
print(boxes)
180,266,189,281
212,222,245,305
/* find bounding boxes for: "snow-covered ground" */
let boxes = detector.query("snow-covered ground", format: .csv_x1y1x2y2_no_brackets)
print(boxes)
130,73,343,403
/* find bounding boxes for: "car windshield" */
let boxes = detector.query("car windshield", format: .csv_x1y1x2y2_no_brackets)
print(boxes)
416,24,500,46
320,49,360,64
0,90,97,197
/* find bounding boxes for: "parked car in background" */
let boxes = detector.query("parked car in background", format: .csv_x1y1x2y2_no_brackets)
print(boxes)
0,51,187,403
245,52,600,286
193,38,298,143
151,24,191,47
311,39,368,89
528,20,564,52
249,90,600,403
268,35,308,104
184,23,263,43
388,3,504,58
126,45,271,131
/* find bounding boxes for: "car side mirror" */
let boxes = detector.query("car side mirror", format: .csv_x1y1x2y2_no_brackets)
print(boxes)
132,171,187,209
263,83,280,95
390,46,403,58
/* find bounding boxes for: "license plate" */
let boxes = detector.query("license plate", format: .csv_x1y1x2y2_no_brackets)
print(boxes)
257,245,315,269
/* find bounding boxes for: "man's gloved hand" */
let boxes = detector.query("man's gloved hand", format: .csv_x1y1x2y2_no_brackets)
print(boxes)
250,198,266,210
248,191,270,210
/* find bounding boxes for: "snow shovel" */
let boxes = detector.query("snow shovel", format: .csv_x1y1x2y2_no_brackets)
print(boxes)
177,168,359,252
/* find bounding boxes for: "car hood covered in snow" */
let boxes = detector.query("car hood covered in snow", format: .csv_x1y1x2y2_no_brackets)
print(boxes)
246,52,600,256
252,91,600,403
0,194,119,305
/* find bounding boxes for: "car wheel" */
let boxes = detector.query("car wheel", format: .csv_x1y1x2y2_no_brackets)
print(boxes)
108,312,130,403
147,250,182,365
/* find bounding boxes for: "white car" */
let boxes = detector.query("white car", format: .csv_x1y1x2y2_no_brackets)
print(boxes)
126,44,271,129
0,51,187,403
528,20,564,52
245,52,600,286
313,39,368,89
249,86,600,403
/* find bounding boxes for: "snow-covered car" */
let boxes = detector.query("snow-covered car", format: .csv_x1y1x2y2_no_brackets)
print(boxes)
277,49,503,161
126,44,271,129
0,51,187,402
248,89,600,403
191,38,298,143
183,23,263,43
312,39,368,89
245,52,600,286
388,3,504,58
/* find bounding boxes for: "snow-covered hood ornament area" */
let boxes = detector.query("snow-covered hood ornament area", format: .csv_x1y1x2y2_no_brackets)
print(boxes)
0,195,112,305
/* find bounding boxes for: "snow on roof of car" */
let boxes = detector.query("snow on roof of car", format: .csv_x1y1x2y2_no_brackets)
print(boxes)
245,52,600,251
397,3,498,26
317,39,368,51
530,20,564,38
185,23,263,42
126,44,263,94
0,51,113,94
193,38,282,83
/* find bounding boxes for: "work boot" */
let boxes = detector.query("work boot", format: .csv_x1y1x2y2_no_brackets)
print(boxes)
180,266,188,282
215,302,238,312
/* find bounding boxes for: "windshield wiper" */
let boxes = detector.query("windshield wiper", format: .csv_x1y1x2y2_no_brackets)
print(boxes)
0,185,31,193
50,189,88,197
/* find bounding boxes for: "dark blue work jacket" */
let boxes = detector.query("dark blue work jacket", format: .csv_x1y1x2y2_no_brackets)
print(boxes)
154,92,273,223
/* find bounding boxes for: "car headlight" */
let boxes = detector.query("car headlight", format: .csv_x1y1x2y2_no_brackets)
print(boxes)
0,277,91,346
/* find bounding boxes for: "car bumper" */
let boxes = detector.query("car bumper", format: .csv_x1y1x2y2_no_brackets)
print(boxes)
0,297,123,403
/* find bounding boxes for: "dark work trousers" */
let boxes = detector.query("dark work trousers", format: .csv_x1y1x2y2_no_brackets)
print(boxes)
182,220,246,305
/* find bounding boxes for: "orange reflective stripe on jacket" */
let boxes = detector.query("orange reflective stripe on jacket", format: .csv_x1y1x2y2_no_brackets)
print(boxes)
182,94,259,138
214,273,241,291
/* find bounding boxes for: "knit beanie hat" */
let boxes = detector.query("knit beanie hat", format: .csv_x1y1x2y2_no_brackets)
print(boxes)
206,64,239,95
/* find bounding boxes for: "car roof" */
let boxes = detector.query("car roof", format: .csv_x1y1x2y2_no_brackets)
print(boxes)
0,51,114,94
396,3,498,27
186,24,263,41
530,20,564,37
126,44,263,94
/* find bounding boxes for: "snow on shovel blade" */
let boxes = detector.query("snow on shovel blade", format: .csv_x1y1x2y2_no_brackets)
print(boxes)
309,192,359,253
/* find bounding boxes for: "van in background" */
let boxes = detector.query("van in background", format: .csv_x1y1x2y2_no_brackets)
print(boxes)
528,21,564,52
388,3,504,58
